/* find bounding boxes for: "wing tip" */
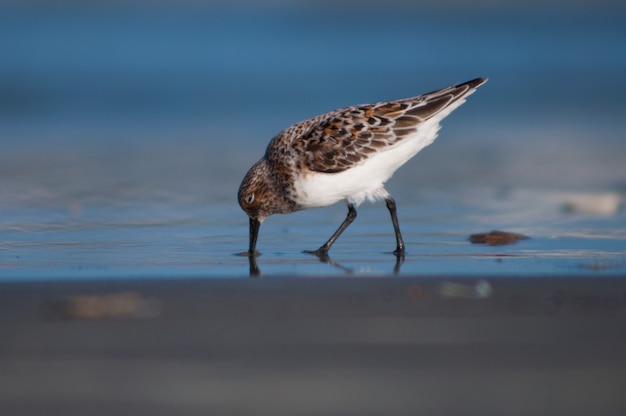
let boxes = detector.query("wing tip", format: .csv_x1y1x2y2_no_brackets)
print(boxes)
457,77,489,90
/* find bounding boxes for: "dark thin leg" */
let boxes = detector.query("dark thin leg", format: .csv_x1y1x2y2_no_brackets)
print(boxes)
385,197,405,256
305,203,357,255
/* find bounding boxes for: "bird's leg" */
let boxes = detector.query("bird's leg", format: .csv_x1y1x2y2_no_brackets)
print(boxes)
385,197,405,256
305,203,357,256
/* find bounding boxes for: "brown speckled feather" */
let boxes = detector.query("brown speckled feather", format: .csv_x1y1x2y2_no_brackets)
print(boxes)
265,78,486,175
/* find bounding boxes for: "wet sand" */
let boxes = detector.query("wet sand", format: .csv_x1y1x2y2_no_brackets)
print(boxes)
2,275,626,415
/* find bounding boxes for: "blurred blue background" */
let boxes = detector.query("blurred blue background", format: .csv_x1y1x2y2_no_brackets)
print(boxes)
2,1,626,193
1,1,625,278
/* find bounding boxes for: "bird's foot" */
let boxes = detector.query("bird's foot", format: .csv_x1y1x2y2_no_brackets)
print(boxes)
235,250,261,257
303,248,330,261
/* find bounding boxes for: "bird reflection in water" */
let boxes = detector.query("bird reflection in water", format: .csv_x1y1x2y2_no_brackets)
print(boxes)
246,252,404,277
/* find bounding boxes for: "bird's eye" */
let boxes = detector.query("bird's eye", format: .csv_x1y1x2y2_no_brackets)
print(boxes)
245,194,255,204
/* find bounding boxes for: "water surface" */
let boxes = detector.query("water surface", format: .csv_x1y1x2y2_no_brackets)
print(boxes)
1,4,625,279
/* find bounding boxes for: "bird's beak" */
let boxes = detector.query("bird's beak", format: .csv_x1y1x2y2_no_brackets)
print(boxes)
248,217,261,256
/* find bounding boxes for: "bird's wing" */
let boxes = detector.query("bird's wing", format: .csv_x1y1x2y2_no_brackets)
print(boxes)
269,78,486,174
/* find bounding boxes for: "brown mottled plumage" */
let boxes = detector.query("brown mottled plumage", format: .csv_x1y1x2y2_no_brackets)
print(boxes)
239,77,488,257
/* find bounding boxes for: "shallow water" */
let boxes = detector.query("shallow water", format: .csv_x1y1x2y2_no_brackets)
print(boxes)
1,4,625,280
2,182,625,279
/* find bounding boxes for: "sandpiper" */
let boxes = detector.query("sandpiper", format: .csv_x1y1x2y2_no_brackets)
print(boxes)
238,77,487,257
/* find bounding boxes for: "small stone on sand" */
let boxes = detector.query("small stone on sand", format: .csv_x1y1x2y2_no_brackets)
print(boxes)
469,230,529,246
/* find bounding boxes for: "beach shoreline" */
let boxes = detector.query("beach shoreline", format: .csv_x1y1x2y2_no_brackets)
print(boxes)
2,275,626,415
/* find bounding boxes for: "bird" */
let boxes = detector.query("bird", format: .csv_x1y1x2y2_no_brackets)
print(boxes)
238,77,487,257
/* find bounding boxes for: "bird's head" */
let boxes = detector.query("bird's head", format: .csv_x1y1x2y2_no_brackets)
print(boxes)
238,159,290,256
238,159,276,223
